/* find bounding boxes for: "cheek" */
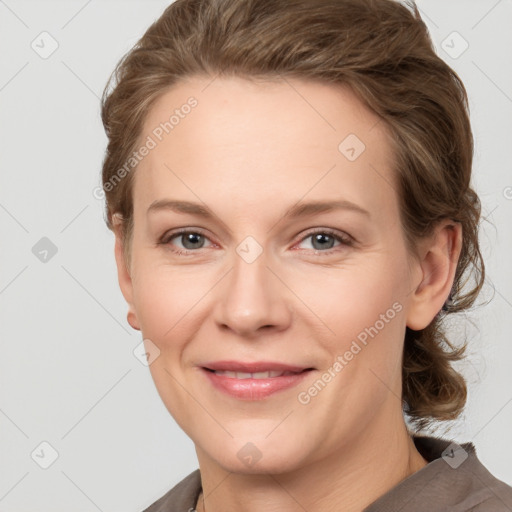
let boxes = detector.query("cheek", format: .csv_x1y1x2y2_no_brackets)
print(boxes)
291,256,407,345
132,266,209,424
132,263,212,341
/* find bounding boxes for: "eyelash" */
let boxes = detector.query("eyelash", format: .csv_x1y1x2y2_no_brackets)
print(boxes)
158,228,354,257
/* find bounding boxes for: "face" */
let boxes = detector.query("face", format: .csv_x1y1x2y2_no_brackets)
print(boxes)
115,76,430,474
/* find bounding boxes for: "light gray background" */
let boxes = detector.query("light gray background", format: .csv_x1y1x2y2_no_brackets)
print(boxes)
0,0,511,510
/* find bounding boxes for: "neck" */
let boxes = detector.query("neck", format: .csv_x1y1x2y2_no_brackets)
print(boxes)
196,411,427,512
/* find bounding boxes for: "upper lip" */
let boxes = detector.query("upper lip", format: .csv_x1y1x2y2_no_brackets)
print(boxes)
202,360,313,373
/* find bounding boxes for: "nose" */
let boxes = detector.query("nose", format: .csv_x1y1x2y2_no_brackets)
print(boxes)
212,247,293,338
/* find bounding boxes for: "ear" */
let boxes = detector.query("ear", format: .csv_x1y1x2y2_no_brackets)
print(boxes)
112,214,140,331
406,220,462,331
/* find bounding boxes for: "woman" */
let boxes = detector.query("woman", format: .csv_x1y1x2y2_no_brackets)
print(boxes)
99,0,512,510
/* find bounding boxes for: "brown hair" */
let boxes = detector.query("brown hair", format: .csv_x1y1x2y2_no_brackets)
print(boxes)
100,0,485,430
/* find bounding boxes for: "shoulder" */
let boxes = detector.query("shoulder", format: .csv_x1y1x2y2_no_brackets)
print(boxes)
455,441,512,511
365,436,512,512
142,469,202,512
415,436,512,511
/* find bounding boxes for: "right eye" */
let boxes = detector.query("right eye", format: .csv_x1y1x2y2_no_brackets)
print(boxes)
159,229,214,255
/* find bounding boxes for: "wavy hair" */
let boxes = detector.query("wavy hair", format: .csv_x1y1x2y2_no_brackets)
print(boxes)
100,0,485,430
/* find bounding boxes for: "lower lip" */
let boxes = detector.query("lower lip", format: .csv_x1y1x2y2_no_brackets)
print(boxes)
202,368,312,400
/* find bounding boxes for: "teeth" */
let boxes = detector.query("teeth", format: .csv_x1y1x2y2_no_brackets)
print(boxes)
212,370,293,379
253,371,274,379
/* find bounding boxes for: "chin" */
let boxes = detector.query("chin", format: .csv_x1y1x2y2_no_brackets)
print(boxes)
202,436,311,476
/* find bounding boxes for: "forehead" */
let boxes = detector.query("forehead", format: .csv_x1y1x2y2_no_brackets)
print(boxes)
134,75,398,223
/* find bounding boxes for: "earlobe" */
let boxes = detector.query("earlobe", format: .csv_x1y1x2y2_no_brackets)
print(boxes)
112,214,141,332
406,221,462,331
127,310,140,331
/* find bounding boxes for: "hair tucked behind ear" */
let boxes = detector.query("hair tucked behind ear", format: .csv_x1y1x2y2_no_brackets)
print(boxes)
100,0,485,431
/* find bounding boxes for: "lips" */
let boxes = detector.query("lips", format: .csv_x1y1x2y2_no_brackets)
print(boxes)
210,369,297,379
203,360,310,373
200,360,314,400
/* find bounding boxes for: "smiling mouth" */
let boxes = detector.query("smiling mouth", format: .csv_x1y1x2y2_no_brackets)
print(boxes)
203,368,312,379
200,363,314,400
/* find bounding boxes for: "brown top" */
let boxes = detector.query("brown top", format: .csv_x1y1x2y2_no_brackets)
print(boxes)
142,436,512,511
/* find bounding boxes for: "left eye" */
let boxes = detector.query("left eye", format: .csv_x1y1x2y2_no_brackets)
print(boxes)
161,230,212,252
295,229,353,253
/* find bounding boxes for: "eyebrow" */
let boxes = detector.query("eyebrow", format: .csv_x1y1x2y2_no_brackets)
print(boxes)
147,198,371,220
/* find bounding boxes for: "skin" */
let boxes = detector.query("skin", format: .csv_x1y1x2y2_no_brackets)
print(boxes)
113,76,462,512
